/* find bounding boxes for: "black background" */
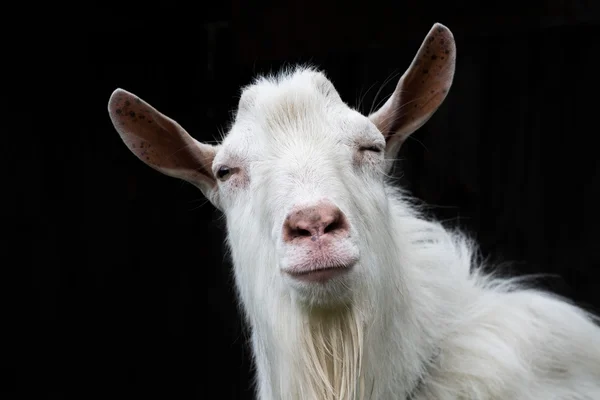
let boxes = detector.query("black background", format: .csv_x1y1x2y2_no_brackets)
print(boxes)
5,1,600,398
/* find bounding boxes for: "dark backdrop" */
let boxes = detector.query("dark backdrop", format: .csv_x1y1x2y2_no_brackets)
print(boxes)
6,1,600,399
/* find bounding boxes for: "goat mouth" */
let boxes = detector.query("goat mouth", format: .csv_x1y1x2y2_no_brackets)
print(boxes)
284,264,353,283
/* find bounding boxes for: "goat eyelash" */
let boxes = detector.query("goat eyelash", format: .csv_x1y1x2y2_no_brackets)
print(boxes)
359,146,383,153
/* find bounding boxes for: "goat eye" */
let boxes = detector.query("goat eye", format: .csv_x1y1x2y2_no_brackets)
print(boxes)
216,166,232,181
360,145,383,153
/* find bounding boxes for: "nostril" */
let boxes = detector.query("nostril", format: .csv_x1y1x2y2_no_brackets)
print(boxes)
324,218,342,234
323,211,348,235
296,228,312,237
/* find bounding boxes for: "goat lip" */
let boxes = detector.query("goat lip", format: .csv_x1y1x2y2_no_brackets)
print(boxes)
284,264,353,283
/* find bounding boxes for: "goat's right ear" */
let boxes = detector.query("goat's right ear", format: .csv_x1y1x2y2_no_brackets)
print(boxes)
108,89,220,206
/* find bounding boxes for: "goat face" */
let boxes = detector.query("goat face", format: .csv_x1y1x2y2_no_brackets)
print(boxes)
216,71,393,306
107,23,456,309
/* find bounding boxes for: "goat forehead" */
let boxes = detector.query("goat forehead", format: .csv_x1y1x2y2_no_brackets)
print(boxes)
219,67,382,167
225,109,361,167
238,76,345,134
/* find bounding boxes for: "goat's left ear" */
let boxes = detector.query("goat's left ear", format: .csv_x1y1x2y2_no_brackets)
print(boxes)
369,23,456,163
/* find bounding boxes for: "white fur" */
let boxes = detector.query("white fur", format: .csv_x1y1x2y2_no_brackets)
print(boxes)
211,66,600,399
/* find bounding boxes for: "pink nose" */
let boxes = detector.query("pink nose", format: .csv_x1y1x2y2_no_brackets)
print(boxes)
283,202,349,243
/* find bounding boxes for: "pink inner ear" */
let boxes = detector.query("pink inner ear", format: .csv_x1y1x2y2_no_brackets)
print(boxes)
108,89,217,187
370,23,456,143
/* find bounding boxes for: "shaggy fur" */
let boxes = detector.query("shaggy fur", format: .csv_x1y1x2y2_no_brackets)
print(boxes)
107,24,600,400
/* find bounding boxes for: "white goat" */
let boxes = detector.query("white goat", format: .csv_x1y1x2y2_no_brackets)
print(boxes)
107,23,600,400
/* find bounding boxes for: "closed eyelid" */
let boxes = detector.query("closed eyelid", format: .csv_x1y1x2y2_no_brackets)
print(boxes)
355,139,385,151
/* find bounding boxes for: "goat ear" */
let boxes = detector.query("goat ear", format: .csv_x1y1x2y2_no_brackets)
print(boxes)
369,23,456,162
108,89,220,206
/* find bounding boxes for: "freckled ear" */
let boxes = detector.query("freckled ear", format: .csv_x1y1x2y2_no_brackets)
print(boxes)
369,23,456,158
107,89,220,205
